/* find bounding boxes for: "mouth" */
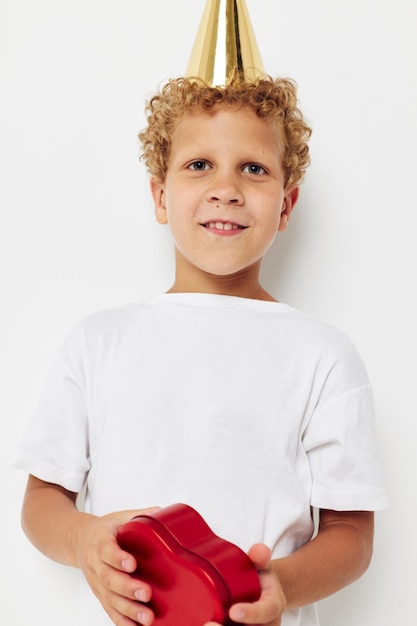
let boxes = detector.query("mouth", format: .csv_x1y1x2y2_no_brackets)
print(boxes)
202,221,247,231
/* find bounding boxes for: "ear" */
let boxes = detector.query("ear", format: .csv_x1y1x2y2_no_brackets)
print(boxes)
278,186,299,232
150,177,168,225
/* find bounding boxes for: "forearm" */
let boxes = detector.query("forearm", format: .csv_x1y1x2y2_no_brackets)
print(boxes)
272,509,374,609
22,476,160,626
21,475,95,567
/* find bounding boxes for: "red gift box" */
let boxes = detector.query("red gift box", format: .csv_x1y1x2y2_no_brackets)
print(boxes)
117,503,261,625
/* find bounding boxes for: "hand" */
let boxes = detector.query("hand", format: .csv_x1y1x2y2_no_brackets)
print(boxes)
75,508,160,626
205,543,286,626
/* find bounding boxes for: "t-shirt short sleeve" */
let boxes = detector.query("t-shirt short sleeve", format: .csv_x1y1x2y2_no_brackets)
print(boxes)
13,322,90,493
302,334,387,511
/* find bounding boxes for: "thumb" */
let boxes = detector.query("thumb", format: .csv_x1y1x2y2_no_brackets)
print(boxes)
247,543,272,570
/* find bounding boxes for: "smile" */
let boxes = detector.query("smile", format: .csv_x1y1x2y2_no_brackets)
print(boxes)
202,221,246,231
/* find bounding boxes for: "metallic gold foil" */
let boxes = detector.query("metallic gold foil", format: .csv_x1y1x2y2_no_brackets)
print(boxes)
186,0,265,86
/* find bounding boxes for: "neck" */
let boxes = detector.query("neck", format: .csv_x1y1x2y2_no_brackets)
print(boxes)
167,256,277,302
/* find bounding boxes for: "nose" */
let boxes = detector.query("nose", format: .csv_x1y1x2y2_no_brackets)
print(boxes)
206,171,244,205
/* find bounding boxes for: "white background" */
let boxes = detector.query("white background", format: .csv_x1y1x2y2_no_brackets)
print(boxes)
1,0,416,624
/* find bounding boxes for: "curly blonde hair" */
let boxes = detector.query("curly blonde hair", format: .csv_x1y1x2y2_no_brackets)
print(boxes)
139,76,311,189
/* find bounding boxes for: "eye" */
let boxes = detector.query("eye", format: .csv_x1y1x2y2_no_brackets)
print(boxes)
243,163,267,175
188,160,211,171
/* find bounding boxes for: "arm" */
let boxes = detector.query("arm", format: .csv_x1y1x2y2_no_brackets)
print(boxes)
22,475,157,626
272,509,374,609
206,509,374,626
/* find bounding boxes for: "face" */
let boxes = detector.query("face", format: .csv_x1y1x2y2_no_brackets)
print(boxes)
151,105,298,287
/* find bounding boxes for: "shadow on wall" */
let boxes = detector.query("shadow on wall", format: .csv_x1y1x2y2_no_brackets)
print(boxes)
261,184,318,303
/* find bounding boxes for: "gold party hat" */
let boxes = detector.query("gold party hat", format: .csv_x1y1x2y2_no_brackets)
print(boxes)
186,0,266,86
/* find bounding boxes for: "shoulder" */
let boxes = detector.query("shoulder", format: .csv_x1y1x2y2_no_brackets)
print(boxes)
69,300,151,335
281,307,370,387
56,300,154,360
282,306,363,356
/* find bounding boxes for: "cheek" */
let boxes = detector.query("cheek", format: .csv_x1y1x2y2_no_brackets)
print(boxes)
264,202,283,232
164,207,193,247
166,188,200,224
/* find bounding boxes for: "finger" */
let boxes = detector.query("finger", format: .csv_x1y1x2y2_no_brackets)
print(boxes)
108,593,155,626
247,543,272,570
97,561,153,605
99,574,155,626
105,593,155,626
90,528,154,605
96,526,137,573
229,596,281,626
105,605,148,626
229,567,286,625
104,507,162,525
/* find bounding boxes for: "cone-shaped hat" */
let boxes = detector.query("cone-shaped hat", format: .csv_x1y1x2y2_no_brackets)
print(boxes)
186,0,266,86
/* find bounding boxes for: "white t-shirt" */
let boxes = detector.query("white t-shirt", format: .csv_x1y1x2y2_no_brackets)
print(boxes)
14,293,387,626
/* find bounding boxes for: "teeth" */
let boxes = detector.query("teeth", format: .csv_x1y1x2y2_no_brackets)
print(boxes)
206,222,241,230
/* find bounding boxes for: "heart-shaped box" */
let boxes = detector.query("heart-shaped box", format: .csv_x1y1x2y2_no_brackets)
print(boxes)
117,503,261,625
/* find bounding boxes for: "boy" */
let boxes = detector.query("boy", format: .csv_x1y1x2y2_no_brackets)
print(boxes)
15,74,387,626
